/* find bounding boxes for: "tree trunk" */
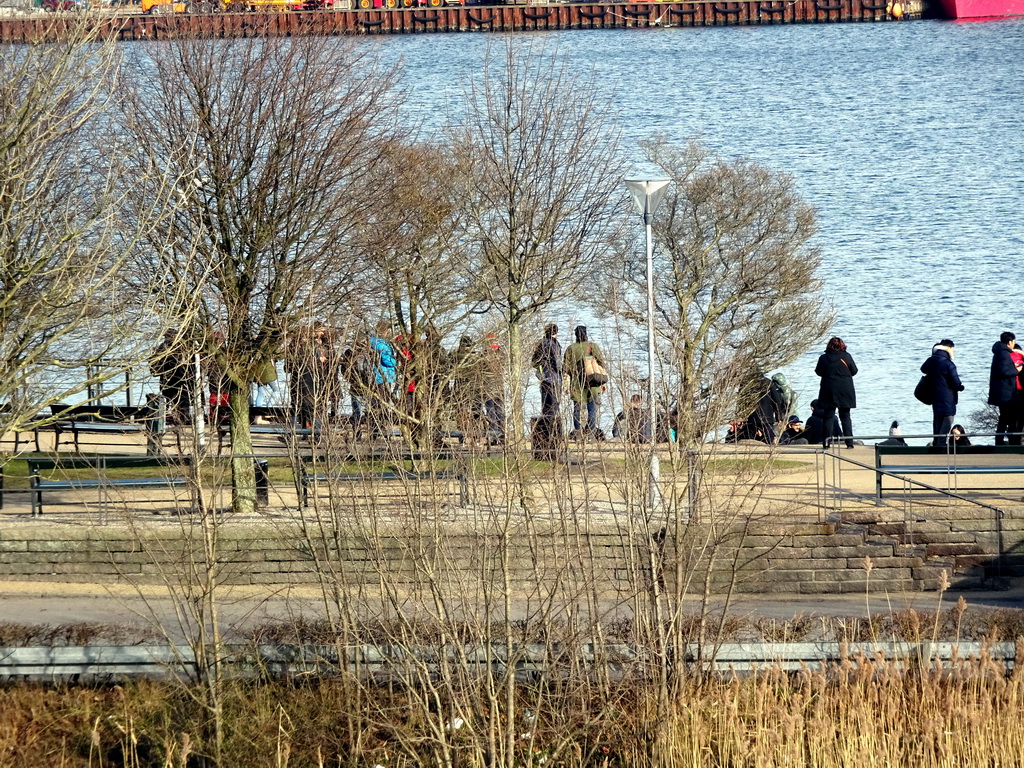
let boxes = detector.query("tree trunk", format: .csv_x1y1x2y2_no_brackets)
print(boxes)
228,389,256,516
506,321,526,454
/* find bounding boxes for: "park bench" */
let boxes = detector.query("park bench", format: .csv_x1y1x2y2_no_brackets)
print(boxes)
0,404,44,452
300,459,469,508
874,444,1024,499
224,422,404,451
49,403,163,453
27,455,193,517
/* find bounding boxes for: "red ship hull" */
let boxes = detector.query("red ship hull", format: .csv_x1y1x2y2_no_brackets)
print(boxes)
937,0,1024,17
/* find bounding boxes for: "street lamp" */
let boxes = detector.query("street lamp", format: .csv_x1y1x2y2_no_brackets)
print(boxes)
625,173,671,512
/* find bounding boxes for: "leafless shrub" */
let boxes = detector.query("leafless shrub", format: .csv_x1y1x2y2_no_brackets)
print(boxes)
0,21,176,436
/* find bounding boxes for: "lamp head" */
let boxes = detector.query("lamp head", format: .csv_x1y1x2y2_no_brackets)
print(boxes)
624,175,671,223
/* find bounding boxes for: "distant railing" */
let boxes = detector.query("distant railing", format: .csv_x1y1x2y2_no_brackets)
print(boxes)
0,640,1015,681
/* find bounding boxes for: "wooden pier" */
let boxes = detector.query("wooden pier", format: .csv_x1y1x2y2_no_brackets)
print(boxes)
0,0,926,42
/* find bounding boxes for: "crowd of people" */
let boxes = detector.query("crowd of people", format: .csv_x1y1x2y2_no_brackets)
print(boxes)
150,323,509,442
150,323,1024,449
149,321,626,446
732,331,1024,450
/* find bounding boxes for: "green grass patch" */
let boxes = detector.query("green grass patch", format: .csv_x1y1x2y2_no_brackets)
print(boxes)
702,457,811,473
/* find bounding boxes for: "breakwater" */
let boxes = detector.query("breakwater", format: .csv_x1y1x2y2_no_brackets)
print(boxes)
0,0,926,42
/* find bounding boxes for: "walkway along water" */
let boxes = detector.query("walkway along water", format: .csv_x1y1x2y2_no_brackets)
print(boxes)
2,426,1023,597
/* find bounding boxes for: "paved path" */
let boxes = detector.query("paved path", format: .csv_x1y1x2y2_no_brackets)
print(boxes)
2,577,1022,642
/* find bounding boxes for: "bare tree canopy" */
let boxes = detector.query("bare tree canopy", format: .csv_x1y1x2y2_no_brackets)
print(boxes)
0,24,175,432
449,40,625,443
123,35,403,348
452,40,624,325
360,140,483,337
120,35,404,513
616,137,833,443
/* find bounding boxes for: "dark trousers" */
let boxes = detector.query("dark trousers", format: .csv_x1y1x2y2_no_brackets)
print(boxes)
996,404,1022,445
821,406,853,448
540,379,561,419
932,413,955,447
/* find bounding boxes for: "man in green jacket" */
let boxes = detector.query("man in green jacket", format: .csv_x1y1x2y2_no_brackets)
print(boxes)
562,325,606,435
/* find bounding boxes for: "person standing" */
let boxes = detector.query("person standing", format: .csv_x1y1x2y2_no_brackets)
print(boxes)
150,330,195,426
287,324,335,430
814,337,858,448
531,324,563,420
340,348,371,437
920,339,964,448
987,331,1022,445
367,328,398,438
563,325,606,436
748,373,787,444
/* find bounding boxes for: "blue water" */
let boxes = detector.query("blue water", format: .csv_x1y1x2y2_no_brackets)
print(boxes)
374,17,1024,438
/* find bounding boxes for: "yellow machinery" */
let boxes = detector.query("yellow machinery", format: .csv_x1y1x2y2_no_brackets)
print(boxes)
141,0,304,12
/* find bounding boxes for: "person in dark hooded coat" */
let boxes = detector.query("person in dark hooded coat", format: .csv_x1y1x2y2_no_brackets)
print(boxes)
988,331,1022,445
815,337,858,448
802,400,836,446
920,339,964,447
747,374,786,443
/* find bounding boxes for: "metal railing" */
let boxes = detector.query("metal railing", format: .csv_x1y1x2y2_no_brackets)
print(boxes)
0,640,1016,681
817,434,1012,577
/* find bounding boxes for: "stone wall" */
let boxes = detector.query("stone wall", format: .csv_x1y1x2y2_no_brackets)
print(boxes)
1,506,1020,593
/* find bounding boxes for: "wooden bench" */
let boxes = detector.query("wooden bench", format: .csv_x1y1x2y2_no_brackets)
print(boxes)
875,444,1024,499
50,404,163,453
301,460,468,508
27,455,193,517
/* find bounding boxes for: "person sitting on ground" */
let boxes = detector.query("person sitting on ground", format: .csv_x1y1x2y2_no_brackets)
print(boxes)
613,394,651,443
951,424,972,447
802,399,839,447
878,420,908,447
779,415,808,445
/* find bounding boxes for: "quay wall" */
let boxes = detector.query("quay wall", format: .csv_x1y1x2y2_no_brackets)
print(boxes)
0,510,1019,594
0,0,926,43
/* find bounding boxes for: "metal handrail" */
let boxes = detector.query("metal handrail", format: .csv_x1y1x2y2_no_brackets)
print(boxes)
818,440,1009,577
0,640,1015,681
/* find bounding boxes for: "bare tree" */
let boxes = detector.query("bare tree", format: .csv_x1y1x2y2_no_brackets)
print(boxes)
0,23,176,437
450,40,625,448
605,137,834,758
358,140,487,448
120,34,404,514
614,136,834,448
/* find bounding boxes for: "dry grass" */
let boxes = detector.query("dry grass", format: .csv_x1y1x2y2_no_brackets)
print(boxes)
2,649,1024,768
3,604,1024,649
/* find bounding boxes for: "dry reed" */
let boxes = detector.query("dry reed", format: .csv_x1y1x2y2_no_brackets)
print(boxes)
2,648,1024,768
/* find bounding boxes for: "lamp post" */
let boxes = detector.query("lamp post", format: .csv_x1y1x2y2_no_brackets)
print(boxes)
625,174,671,512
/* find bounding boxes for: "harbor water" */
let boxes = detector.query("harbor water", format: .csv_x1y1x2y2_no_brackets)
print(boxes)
95,20,1024,439
382,16,1024,439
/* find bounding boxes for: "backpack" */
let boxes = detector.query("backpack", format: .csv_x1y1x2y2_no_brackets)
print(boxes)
580,343,609,388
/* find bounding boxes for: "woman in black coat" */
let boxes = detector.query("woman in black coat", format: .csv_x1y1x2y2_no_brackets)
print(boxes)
988,331,1021,445
815,336,858,448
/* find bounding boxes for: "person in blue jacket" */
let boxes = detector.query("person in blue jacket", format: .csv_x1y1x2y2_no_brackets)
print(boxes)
920,339,965,447
987,331,1022,445
367,330,398,438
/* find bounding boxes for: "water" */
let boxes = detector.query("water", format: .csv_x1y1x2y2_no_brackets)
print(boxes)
370,17,1024,438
